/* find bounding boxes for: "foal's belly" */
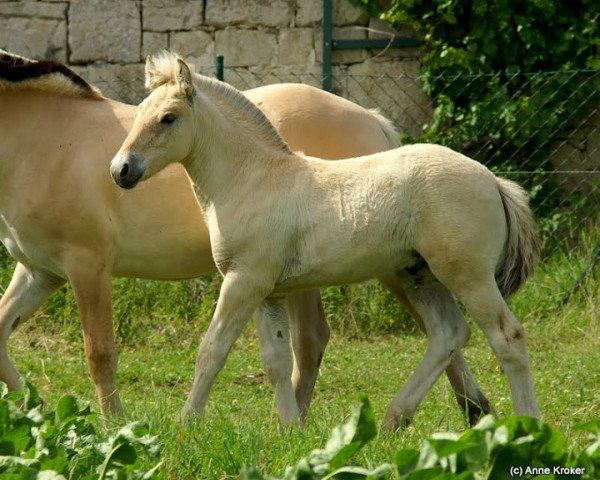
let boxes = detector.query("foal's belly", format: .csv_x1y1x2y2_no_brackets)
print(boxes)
274,248,414,292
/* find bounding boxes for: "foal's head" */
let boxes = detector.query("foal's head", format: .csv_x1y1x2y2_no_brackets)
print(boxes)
111,53,196,189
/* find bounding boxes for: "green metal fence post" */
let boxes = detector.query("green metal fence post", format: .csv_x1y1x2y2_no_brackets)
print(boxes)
322,0,333,91
215,55,224,81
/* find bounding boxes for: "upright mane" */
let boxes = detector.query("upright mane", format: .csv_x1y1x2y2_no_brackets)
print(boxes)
0,50,103,99
147,52,291,154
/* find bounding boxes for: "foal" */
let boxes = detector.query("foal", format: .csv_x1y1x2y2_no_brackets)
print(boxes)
111,53,540,429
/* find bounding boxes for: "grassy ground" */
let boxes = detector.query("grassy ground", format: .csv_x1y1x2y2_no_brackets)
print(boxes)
1,233,598,478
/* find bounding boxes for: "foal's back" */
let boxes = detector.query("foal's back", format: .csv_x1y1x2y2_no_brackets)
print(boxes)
272,144,504,291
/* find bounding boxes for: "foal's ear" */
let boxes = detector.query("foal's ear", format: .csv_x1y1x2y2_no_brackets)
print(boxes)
176,58,195,98
145,55,163,91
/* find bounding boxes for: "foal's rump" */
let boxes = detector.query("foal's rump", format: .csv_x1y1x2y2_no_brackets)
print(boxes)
391,144,539,296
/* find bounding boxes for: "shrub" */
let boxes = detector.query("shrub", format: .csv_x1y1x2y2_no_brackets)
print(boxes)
242,397,600,479
0,381,162,479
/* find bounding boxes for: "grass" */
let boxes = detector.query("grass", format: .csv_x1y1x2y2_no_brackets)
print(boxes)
0,231,598,478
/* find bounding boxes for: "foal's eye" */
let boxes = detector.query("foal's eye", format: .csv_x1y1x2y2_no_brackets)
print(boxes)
160,113,177,124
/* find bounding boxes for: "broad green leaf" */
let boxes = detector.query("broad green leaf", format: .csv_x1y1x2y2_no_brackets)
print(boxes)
2,424,32,454
395,448,419,474
574,420,600,435
107,442,138,465
0,439,15,455
56,396,79,422
40,451,69,474
23,381,42,410
0,401,10,435
326,396,377,470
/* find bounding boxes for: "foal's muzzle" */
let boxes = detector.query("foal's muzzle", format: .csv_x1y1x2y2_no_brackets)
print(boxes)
110,153,145,189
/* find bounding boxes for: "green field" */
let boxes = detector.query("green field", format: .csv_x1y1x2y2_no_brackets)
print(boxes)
0,232,598,478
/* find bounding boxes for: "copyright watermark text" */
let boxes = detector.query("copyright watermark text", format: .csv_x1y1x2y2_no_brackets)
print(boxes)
510,466,586,476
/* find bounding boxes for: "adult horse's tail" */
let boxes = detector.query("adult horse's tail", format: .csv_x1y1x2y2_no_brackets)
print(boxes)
495,177,540,298
368,108,402,148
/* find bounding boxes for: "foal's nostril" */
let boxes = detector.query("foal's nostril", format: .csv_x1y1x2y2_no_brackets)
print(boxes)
120,163,130,178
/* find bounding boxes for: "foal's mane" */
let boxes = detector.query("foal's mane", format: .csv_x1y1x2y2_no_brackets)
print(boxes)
0,50,102,99
147,52,291,154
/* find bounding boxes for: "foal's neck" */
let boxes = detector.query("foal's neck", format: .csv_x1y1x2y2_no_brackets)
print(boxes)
184,76,293,208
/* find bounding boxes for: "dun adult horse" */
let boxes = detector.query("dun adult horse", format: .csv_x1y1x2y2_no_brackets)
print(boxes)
112,53,541,429
0,50,489,424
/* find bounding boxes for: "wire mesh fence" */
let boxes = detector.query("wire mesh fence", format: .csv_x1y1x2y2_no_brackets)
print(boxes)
93,67,599,278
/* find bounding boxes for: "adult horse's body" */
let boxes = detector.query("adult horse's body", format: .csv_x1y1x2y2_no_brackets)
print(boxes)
0,50,489,423
112,53,540,429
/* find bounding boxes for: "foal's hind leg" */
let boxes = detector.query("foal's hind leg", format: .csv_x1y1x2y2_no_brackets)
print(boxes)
0,262,64,390
382,269,472,431
286,289,330,421
441,274,540,418
255,297,301,424
380,274,490,425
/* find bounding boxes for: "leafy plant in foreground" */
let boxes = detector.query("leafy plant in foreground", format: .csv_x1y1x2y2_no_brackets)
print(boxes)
0,381,162,479
242,397,600,479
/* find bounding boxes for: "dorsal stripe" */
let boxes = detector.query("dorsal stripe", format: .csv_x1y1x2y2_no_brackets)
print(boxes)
0,50,101,98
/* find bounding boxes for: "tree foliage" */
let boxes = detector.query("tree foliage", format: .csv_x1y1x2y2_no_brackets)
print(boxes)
351,0,599,216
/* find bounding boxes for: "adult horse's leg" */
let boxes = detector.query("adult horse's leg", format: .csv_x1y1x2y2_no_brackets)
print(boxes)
0,262,64,390
381,269,472,430
255,297,301,424
65,258,122,415
286,289,330,420
380,273,491,425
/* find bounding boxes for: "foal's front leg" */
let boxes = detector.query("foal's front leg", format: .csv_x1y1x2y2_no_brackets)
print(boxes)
181,273,266,421
255,297,300,424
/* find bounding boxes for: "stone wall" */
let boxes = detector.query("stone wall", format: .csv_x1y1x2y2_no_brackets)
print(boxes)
1,0,597,178
0,0,429,134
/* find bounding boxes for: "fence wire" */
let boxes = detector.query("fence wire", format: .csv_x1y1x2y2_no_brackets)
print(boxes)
94,68,599,282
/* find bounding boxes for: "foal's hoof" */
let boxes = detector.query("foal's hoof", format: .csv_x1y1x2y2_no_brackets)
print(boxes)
457,393,493,427
177,403,204,425
381,411,412,432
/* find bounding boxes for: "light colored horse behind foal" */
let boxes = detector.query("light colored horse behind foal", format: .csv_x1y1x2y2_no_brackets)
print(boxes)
0,50,489,423
111,53,541,429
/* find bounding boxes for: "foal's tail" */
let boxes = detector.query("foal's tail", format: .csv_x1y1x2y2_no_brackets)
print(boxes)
368,108,402,148
495,177,541,298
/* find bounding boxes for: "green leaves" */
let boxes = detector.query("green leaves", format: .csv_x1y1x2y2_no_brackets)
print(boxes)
0,381,162,479
241,396,384,480
242,399,600,480
352,0,599,244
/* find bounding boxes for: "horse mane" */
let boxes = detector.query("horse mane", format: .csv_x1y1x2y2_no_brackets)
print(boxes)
146,52,291,154
0,50,103,99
